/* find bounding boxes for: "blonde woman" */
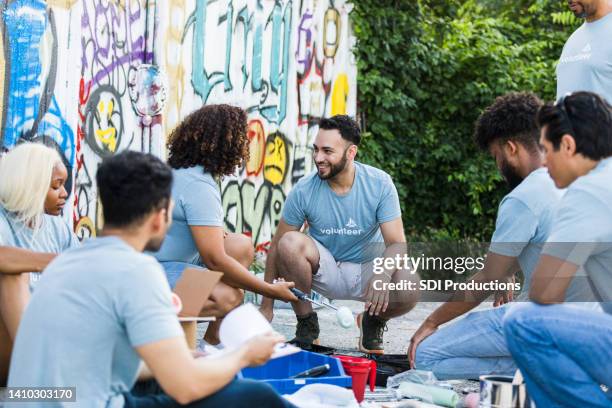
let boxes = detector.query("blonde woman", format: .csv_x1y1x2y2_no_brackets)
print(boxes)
0,143,79,384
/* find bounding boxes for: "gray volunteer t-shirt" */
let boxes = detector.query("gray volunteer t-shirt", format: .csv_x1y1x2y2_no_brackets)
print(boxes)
488,168,598,304
556,12,612,103
489,168,562,298
154,166,223,264
282,162,401,264
7,236,184,407
542,157,612,314
0,205,79,288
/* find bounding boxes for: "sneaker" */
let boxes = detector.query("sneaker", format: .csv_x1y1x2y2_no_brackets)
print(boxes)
290,312,320,346
357,312,388,355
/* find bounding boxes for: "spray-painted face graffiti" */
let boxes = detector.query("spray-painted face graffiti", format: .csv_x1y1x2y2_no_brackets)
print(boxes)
246,119,265,177
85,86,124,156
128,64,169,123
264,132,288,185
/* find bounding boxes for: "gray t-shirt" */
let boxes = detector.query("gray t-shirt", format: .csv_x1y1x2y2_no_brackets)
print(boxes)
154,166,223,264
0,205,79,288
489,168,562,299
7,236,184,407
488,168,598,304
282,162,401,264
542,157,612,314
556,12,612,103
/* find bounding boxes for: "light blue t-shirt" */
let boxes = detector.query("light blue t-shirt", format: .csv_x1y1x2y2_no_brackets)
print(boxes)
7,236,183,407
556,12,612,103
154,166,223,264
489,168,562,296
542,157,612,313
0,205,79,289
488,168,597,303
282,162,401,264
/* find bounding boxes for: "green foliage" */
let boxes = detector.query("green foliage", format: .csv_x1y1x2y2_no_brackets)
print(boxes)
353,0,580,241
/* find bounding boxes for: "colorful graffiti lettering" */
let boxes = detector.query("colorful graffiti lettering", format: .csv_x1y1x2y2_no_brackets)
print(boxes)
222,180,286,247
0,0,76,191
1,0,357,252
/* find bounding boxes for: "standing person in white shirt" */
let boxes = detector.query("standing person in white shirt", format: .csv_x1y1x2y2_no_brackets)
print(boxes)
557,1,612,103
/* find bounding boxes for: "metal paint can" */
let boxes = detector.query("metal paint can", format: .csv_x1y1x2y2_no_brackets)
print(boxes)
479,375,536,408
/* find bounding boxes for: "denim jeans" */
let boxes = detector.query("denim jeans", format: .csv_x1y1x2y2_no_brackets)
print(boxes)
160,262,203,289
503,303,612,408
126,379,295,408
415,306,517,380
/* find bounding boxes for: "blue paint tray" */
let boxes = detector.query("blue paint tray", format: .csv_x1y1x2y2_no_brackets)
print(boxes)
238,350,352,394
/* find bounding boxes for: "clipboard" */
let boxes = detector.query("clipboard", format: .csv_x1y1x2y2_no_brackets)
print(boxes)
173,267,223,317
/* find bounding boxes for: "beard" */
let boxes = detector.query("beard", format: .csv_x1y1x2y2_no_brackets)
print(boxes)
568,1,589,18
317,153,348,180
500,159,524,190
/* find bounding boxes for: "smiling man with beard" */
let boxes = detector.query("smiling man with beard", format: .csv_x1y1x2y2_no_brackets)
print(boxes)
557,0,612,103
260,115,418,354
408,92,599,380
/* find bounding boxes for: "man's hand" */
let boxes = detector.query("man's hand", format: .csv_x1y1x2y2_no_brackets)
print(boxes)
267,280,298,302
493,275,515,307
408,320,438,369
365,273,390,316
242,332,285,367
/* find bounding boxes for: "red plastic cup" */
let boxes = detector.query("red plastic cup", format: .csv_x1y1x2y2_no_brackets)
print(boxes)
334,355,377,402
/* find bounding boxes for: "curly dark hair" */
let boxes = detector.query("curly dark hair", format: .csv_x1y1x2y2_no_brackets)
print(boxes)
474,92,542,152
167,104,248,177
319,115,361,145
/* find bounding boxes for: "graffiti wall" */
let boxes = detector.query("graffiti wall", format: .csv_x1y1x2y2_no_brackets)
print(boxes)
0,0,357,251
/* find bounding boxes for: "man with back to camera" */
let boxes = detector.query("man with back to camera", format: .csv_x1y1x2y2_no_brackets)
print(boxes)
504,91,612,408
7,151,294,408
407,92,599,380
558,0,612,102
259,115,418,354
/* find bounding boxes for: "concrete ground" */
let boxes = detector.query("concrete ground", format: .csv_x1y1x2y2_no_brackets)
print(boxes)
198,298,489,356
270,300,489,354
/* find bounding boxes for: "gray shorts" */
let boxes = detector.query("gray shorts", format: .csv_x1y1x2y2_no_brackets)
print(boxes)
310,238,375,301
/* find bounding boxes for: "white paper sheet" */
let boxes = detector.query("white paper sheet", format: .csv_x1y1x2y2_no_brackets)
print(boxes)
205,303,300,360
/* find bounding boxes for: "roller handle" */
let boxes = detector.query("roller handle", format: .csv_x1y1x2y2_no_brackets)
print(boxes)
290,287,308,301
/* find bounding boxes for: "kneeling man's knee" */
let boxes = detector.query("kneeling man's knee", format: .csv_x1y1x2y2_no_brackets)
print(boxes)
277,231,308,258
502,303,547,353
413,337,437,370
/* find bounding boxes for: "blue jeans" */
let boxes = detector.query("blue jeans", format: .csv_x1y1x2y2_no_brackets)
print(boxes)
160,262,204,289
503,303,612,408
415,306,516,380
126,379,295,408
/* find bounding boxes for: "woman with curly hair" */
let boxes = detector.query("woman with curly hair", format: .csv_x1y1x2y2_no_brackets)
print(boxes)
0,143,79,384
155,104,297,346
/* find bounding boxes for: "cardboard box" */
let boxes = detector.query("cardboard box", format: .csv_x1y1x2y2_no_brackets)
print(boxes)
173,267,223,349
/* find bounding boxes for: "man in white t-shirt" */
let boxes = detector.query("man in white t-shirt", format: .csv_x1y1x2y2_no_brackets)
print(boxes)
557,0,612,103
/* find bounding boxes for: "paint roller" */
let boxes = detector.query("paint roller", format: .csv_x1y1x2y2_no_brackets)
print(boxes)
290,288,355,329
